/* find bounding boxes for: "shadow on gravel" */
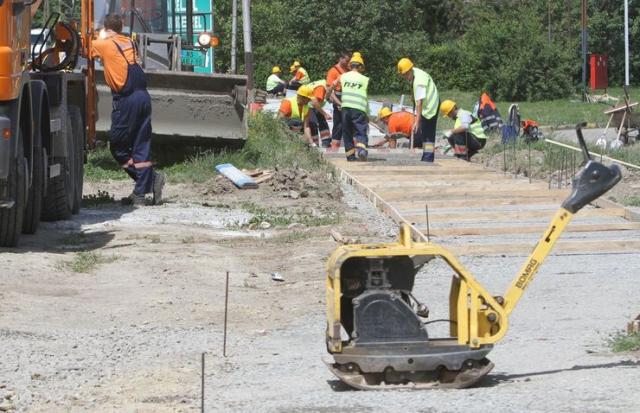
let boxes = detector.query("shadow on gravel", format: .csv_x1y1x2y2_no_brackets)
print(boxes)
327,380,358,392
0,204,134,254
481,359,640,387
326,360,640,391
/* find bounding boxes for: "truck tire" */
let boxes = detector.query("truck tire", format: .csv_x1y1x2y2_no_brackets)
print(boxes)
41,112,76,221
69,105,84,214
22,142,45,234
0,144,27,247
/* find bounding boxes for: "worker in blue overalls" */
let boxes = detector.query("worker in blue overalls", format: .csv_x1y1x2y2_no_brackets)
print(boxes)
91,14,164,205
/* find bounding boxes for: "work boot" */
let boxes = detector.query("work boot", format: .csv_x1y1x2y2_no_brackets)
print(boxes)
152,171,166,205
121,193,146,206
357,148,368,162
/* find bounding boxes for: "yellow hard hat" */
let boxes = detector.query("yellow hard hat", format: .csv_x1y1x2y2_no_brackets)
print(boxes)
378,107,392,119
289,65,296,73
297,85,314,99
350,52,364,66
272,66,281,74
397,57,414,74
440,99,457,116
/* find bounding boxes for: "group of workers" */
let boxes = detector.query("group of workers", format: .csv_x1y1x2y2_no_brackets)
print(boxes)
272,53,487,162
266,61,310,95
93,13,487,205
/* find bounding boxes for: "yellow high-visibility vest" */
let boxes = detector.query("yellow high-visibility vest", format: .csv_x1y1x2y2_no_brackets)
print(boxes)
287,96,309,120
455,109,487,140
413,67,439,119
340,70,369,114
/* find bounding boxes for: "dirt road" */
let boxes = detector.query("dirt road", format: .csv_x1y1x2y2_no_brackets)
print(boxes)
1,172,638,412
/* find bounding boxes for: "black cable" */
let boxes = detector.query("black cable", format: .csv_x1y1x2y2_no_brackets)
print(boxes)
423,319,457,325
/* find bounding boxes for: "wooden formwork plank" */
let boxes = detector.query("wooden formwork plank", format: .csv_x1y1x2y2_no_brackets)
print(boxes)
332,161,479,170
406,207,626,223
423,222,640,237
392,196,567,210
347,169,502,177
447,239,640,256
368,181,550,190
377,188,570,201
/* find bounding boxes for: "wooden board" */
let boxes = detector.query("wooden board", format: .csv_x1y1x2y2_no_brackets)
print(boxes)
422,222,640,237
405,207,626,223
446,239,640,256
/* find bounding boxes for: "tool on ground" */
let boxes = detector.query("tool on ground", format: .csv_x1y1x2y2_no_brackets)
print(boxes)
324,123,621,390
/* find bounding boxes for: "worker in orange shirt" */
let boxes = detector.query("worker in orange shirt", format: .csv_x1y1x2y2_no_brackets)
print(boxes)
325,51,352,148
306,80,335,148
288,61,310,90
91,14,164,206
374,108,415,148
278,85,315,145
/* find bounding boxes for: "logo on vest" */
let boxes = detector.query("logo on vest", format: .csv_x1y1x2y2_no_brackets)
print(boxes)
343,82,363,89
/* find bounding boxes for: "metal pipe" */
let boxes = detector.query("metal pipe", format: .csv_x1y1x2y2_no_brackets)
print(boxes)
129,0,135,35
624,0,630,87
242,0,254,90
186,0,194,47
223,271,229,357
201,352,205,412
231,0,238,74
581,0,588,101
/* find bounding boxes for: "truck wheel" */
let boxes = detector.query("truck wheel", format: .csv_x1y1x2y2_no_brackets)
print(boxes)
22,143,45,234
69,105,84,214
41,112,75,221
0,144,27,247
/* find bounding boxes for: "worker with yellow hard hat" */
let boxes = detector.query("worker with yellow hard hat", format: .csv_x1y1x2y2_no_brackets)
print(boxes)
373,107,415,148
325,51,353,149
305,80,336,147
278,85,315,145
266,65,287,96
397,57,440,162
288,60,310,90
335,52,369,161
440,99,487,160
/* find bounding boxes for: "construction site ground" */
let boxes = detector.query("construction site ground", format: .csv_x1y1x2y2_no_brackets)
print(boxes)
1,151,639,412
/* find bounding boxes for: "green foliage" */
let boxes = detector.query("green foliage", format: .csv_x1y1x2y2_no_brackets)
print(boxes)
82,190,116,207
608,331,640,353
589,0,640,87
459,1,576,101
57,251,118,273
238,201,340,228
234,0,580,100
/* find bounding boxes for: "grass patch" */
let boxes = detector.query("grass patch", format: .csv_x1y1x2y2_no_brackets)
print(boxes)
372,87,630,128
82,190,116,207
620,195,640,207
233,201,340,229
608,331,640,353
86,113,333,183
85,148,128,181
57,251,118,273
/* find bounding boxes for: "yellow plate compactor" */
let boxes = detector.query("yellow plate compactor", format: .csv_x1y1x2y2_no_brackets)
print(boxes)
325,124,622,390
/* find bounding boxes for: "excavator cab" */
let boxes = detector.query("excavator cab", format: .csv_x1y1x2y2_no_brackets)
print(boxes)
325,124,622,390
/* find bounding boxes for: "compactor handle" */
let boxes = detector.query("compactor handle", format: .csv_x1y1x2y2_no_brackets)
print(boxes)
561,123,622,214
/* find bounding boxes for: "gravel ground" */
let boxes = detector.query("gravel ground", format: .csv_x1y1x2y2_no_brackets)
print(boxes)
0,175,638,412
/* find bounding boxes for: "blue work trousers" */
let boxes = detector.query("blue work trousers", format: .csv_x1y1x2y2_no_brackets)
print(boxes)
342,108,368,161
110,90,154,195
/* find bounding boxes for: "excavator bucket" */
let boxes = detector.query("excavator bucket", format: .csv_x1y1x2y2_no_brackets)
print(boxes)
95,69,248,150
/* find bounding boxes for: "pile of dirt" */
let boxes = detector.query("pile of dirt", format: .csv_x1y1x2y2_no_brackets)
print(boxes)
269,167,342,200
203,175,237,195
